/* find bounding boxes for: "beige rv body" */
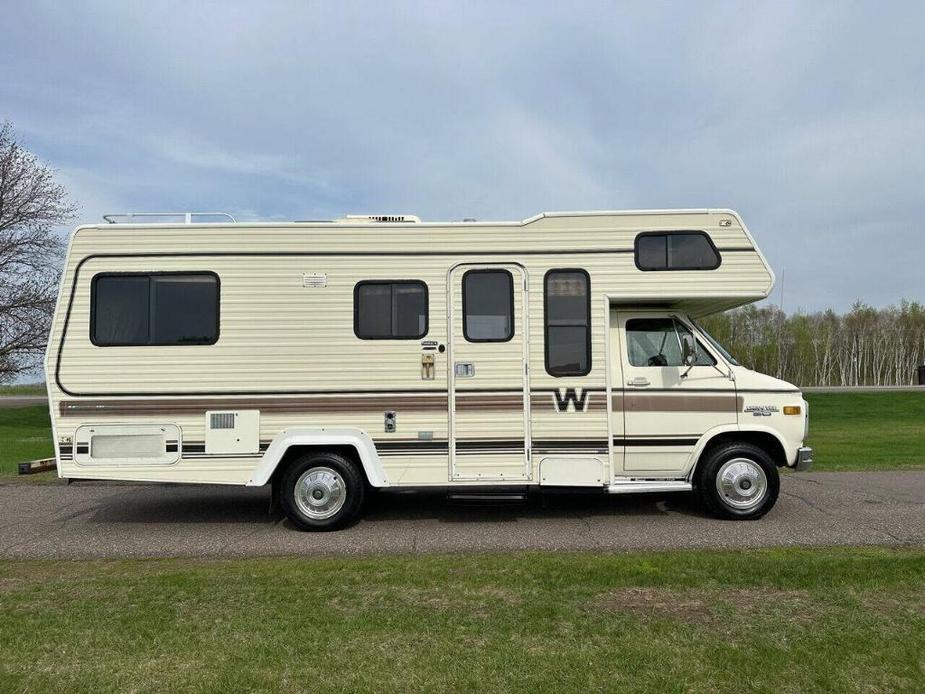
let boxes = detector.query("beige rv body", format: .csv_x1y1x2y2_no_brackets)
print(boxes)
44,209,810,493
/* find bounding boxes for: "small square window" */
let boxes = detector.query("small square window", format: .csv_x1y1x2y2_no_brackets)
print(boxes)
354,281,428,339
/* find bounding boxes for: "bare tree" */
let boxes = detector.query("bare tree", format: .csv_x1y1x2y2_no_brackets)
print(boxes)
0,121,77,383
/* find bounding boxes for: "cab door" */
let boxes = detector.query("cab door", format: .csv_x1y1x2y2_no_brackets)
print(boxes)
448,264,531,481
615,311,737,474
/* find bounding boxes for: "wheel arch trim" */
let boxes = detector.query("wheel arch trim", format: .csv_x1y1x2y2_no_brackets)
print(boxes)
685,425,790,481
247,428,388,487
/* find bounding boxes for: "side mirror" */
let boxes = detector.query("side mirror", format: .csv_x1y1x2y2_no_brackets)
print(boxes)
681,332,697,367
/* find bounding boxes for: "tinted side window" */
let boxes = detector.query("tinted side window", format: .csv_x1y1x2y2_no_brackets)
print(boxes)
354,281,428,339
91,273,218,346
636,235,667,270
463,270,514,342
545,270,591,376
92,276,150,345
635,232,720,271
152,275,219,344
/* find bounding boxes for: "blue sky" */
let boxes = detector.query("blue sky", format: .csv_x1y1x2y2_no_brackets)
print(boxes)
2,0,923,311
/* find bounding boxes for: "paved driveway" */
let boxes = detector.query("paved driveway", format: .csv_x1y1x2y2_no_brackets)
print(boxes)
0,396,46,409
1,472,923,559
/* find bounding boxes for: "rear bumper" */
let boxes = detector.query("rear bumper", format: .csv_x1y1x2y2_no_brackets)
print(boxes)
794,446,813,471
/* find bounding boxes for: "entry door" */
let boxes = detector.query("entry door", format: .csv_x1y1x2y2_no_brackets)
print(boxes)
448,264,530,481
615,311,737,475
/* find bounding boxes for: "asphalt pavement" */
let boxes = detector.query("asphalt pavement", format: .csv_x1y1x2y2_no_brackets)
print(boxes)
0,396,46,409
1,471,922,559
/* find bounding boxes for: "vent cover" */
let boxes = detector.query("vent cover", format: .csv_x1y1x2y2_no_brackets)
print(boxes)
210,412,236,429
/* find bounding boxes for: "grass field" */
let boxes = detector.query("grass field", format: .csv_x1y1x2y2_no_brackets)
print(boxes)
0,383,46,396
0,391,923,476
1,547,922,692
804,391,925,470
0,406,53,477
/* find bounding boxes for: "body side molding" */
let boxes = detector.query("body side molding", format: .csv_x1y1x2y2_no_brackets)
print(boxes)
247,428,388,488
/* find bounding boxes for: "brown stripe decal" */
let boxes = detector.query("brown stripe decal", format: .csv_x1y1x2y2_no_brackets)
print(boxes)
616,394,743,413
61,395,448,416
60,391,741,416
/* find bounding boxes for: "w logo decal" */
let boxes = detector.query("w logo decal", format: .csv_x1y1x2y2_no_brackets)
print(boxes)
553,388,590,413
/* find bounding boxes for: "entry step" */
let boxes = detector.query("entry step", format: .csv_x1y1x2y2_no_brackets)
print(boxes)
447,491,528,503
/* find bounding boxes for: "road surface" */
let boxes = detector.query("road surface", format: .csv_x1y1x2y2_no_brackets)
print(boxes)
0,396,46,409
1,471,922,559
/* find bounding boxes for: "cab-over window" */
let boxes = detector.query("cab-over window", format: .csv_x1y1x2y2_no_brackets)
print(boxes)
635,231,721,271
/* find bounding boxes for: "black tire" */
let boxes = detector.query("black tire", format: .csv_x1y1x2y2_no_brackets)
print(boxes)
695,442,779,520
278,451,366,531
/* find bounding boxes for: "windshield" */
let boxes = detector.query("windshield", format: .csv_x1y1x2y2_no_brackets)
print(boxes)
690,319,741,366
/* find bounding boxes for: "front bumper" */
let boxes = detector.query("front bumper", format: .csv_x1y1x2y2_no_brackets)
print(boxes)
795,446,813,471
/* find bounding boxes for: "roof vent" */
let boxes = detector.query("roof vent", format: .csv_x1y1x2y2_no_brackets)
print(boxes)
335,214,421,224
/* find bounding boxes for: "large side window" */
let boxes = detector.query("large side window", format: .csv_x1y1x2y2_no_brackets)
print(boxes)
463,269,514,342
634,231,721,271
354,281,428,339
91,273,219,346
626,318,716,367
544,269,591,376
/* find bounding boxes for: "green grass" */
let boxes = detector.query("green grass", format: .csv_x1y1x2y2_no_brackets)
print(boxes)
0,405,53,477
1,548,922,692
805,392,925,471
0,382,46,396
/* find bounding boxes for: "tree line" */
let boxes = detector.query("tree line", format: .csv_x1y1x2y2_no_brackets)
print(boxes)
699,301,925,387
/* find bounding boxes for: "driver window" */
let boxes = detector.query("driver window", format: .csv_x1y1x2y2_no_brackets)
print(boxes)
626,318,683,367
675,322,717,366
626,318,717,367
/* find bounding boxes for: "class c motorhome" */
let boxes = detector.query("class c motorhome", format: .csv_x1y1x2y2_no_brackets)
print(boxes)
45,209,812,530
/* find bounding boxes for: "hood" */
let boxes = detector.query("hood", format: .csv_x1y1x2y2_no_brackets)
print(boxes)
730,365,800,392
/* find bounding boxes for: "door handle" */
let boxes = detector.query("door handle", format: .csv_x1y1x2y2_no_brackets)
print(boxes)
627,377,650,387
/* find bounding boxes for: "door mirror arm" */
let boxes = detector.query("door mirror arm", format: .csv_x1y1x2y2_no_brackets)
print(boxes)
679,332,697,378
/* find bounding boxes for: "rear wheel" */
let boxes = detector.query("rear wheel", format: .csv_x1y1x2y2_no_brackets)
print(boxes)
696,442,779,520
279,452,366,531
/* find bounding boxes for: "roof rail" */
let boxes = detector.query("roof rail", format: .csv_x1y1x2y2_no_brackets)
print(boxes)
334,214,421,224
102,212,237,224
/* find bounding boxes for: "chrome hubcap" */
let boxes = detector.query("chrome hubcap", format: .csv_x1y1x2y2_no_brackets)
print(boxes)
295,466,346,520
716,458,767,510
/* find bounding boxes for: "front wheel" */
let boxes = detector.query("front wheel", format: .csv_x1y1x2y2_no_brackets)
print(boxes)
695,442,779,520
279,452,366,531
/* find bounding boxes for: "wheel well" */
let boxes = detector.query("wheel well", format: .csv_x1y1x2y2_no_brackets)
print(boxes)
269,445,368,488
698,431,788,468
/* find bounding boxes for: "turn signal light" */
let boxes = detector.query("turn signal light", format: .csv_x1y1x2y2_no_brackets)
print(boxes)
783,406,802,415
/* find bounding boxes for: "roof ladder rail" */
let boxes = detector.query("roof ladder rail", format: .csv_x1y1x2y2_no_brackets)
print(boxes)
101,212,237,224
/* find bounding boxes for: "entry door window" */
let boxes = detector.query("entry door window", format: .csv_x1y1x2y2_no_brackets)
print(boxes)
462,270,514,342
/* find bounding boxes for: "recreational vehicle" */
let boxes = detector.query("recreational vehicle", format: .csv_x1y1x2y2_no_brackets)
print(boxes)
44,209,812,530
